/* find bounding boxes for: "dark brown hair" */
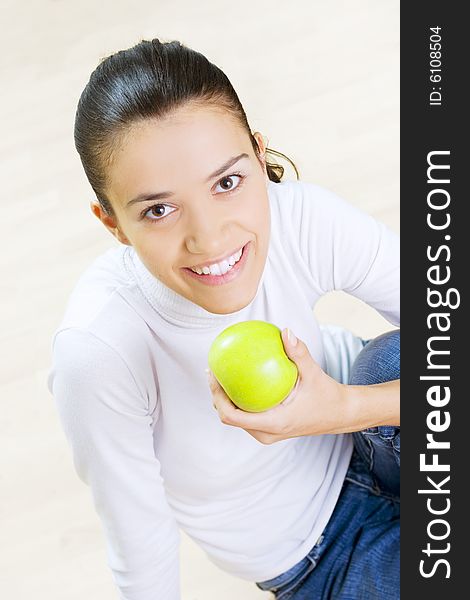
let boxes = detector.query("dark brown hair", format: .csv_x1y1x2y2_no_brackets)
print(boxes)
74,38,299,215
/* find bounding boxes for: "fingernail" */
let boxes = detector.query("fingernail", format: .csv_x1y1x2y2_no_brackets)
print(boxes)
205,368,211,382
287,328,298,347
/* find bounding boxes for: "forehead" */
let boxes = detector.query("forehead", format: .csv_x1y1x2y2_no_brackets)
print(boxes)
107,106,250,201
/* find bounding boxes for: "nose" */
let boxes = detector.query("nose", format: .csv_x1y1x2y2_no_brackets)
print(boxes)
184,202,231,256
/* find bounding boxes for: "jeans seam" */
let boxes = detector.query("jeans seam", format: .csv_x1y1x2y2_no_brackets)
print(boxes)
274,558,318,599
344,475,400,504
267,560,310,592
344,475,378,495
367,434,375,472
263,537,326,596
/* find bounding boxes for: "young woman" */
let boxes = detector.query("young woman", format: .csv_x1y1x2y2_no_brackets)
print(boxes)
48,38,400,599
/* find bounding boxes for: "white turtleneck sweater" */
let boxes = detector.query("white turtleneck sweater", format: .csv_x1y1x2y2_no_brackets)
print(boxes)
48,179,399,600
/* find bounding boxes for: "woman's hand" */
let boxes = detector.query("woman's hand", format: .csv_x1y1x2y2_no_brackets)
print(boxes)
207,328,400,445
207,328,350,444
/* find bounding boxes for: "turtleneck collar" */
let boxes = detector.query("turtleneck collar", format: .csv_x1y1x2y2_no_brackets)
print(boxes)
122,241,270,330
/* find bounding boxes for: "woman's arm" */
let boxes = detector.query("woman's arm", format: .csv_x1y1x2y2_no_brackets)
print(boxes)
49,329,181,599
343,378,400,431
208,328,399,445
295,182,400,327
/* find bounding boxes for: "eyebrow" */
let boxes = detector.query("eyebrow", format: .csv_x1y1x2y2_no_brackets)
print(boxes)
126,152,249,207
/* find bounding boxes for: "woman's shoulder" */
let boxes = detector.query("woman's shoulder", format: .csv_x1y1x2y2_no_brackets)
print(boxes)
268,179,339,229
267,178,350,243
268,178,384,242
49,245,157,401
52,245,150,353
268,178,353,214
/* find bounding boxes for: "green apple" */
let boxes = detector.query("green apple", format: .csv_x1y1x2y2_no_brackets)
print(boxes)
208,320,298,412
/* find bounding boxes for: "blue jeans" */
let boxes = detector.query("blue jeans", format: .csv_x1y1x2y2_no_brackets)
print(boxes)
255,330,400,599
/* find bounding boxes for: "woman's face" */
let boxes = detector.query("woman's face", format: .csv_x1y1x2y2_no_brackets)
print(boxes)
95,105,271,314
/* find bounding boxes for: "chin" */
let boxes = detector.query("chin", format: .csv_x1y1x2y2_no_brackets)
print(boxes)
202,289,257,315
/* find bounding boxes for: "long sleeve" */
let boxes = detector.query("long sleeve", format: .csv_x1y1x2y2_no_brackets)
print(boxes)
48,328,180,600
290,182,400,327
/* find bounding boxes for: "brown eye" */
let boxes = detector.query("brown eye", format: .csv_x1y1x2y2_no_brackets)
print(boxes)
150,205,166,217
143,204,176,222
215,173,244,193
220,177,234,190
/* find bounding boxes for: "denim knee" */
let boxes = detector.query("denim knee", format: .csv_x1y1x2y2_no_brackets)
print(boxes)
349,329,400,386
350,330,400,465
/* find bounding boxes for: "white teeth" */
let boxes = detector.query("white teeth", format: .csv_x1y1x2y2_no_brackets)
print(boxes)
189,245,244,276
219,260,230,274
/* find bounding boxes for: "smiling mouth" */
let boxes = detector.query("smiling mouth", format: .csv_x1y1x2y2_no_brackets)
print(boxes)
182,242,251,284
186,243,247,276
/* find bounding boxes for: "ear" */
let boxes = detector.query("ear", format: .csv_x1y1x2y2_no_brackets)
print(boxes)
253,131,268,158
90,201,131,245
252,131,269,179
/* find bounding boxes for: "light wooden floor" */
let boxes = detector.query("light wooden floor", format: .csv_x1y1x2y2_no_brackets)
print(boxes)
0,1,399,598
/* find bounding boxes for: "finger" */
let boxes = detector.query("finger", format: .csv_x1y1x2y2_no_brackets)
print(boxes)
206,369,240,413
206,369,230,399
279,376,300,406
215,394,288,433
244,428,288,445
281,328,318,381
207,369,291,434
